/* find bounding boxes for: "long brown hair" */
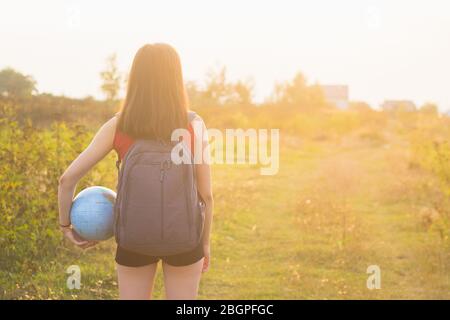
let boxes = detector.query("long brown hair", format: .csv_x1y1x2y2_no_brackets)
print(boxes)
117,43,189,140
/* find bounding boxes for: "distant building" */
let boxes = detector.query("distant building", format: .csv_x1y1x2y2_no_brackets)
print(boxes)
381,100,417,112
321,85,349,109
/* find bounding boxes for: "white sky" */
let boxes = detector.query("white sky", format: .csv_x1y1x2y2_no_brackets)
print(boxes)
1,0,449,111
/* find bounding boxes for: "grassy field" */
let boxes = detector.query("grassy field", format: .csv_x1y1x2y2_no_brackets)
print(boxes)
4,124,449,299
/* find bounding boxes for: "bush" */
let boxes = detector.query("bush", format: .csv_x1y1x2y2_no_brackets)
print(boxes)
0,103,94,277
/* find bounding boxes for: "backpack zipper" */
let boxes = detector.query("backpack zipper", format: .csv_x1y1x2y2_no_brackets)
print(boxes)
159,160,172,241
121,160,162,230
160,164,166,241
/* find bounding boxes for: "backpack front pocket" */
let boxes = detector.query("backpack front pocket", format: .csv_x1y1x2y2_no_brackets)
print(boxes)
124,164,163,244
161,164,191,244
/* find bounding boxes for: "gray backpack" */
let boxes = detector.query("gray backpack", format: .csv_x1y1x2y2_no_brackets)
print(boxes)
114,111,205,256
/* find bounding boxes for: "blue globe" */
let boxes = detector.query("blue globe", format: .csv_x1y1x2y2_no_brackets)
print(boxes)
70,186,116,241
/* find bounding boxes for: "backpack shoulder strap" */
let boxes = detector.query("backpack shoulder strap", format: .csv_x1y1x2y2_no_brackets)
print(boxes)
187,110,197,122
116,111,198,171
187,111,197,152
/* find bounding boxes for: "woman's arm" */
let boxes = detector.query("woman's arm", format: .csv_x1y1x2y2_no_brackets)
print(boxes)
194,117,213,272
58,116,117,248
197,162,213,240
196,162,213,273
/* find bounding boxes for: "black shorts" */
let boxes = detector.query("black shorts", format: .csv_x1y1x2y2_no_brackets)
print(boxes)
115,242,204,267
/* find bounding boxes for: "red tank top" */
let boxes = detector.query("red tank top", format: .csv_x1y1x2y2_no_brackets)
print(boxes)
113,122,196,161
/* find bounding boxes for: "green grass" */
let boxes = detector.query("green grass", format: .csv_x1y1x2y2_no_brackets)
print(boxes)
2,134,449,300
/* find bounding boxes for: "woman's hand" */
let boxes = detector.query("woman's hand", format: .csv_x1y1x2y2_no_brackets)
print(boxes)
60,226,97,249
202,243,210,273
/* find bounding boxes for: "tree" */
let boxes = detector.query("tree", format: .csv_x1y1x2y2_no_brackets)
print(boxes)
0,68,37,98
419,102,438,116
230,79,254,106
185,80,203,108
204,66,229,106
270,72,328,110
186,65,255,107
202,66,255,106
381,100,417,113
349,101,372,112
100,53,121,103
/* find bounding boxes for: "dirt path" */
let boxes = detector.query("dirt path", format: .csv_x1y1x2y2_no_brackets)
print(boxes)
199,140,449,299
35,138,448,299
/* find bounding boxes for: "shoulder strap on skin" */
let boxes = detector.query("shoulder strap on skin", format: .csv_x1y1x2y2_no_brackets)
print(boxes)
187,110,197,122
187,111,197,152
116,111,199,171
